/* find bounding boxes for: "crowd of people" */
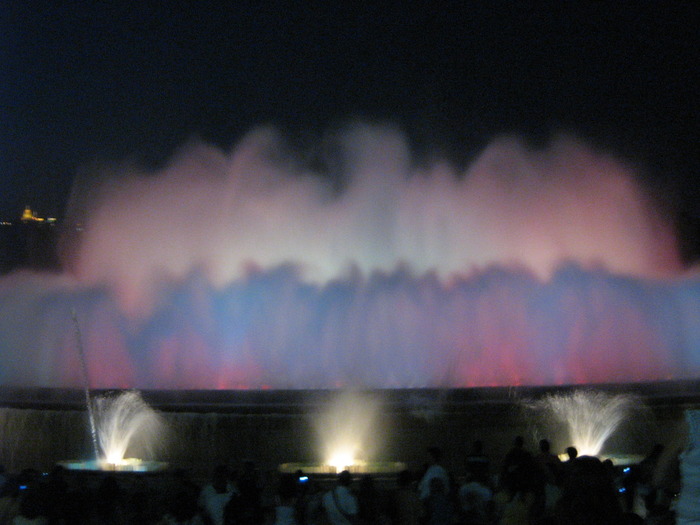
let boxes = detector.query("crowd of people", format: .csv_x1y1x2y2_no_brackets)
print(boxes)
0,432,687,525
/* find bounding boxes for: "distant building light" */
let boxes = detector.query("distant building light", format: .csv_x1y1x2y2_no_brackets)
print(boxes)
20,205,50,223
21,205,35,222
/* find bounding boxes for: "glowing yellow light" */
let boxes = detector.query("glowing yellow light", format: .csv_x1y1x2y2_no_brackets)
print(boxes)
21,206,35,222
327,449,355,471
20,205,48,223
105,452,126,465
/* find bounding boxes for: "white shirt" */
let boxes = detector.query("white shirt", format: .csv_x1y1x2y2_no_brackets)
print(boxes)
198,483,235,525
459,481,492,514
678,410,700,525
418,464,450,500
322,485,358,525
273,505,298,525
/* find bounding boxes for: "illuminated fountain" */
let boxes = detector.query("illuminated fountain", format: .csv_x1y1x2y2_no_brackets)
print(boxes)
59,391,168,472
280,391,405,475
525,390,646,463
0,126,694,476
0,126,697,392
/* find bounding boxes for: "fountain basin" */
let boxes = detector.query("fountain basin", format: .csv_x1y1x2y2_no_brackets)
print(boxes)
279,461,407,475
58,458,168,473
598,454,645,466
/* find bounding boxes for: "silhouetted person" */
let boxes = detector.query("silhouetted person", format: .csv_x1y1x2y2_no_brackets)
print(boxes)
14,483,49,525
356,474,384,524
496,453,545,524
559,446,579,486
0,465,6,494
226,460,262,524
167,468,202,521
634,443,664,513
504,436,528,466
554,455,627,525
536,439,561,483
424,477,453,525
458,470,493,524
94,475,128,525
159,491,204,524
388,470,422,525
43,465,69,525
653,410,700,525
322,470,358,525
418,447,450,501
199,465,236,525
272,473,299,525
0,478,21,524
465,440,491,485
500,436,531,489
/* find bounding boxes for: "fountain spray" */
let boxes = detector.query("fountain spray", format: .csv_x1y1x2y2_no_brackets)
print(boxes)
71,308,100,462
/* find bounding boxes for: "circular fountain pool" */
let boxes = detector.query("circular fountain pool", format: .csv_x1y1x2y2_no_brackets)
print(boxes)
279,461,407,475
58,458,169,472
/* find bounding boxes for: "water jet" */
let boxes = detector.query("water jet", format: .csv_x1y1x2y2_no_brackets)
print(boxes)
0,130,694,390
59,391,168,472
0,128,697,474
525,389,648,463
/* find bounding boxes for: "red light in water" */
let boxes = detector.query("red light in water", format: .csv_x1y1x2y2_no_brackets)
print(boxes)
0,128,694,390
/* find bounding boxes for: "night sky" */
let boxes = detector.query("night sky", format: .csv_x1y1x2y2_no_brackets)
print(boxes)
2,3,699,257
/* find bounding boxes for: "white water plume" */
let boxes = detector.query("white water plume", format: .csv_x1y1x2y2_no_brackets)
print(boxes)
93,390,167,464
527,390,642,457
64,125,680,315
314,391,382,470
0,125,695,390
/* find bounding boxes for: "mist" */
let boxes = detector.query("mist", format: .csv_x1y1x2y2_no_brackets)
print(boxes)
0,124,696,390
62,124,681,315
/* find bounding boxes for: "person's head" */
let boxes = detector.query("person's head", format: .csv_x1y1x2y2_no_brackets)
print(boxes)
566,446,578,460
212,464,229,492
0,479,20,498
557,456,622,522
338,470,352,487
278,473,297,500
427,446,442,464
397,470,413,488
242,460,256,476
18,486,44,519
648,443,664,457
539,439,551,453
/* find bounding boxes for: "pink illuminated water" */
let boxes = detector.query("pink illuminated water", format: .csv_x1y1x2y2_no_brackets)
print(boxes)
0,125,698,390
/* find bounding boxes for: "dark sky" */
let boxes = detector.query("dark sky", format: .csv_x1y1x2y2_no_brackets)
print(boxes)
2,3,699,254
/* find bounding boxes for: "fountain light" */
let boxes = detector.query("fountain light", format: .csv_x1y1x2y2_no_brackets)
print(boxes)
315,391,381,471
327,448,356,472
